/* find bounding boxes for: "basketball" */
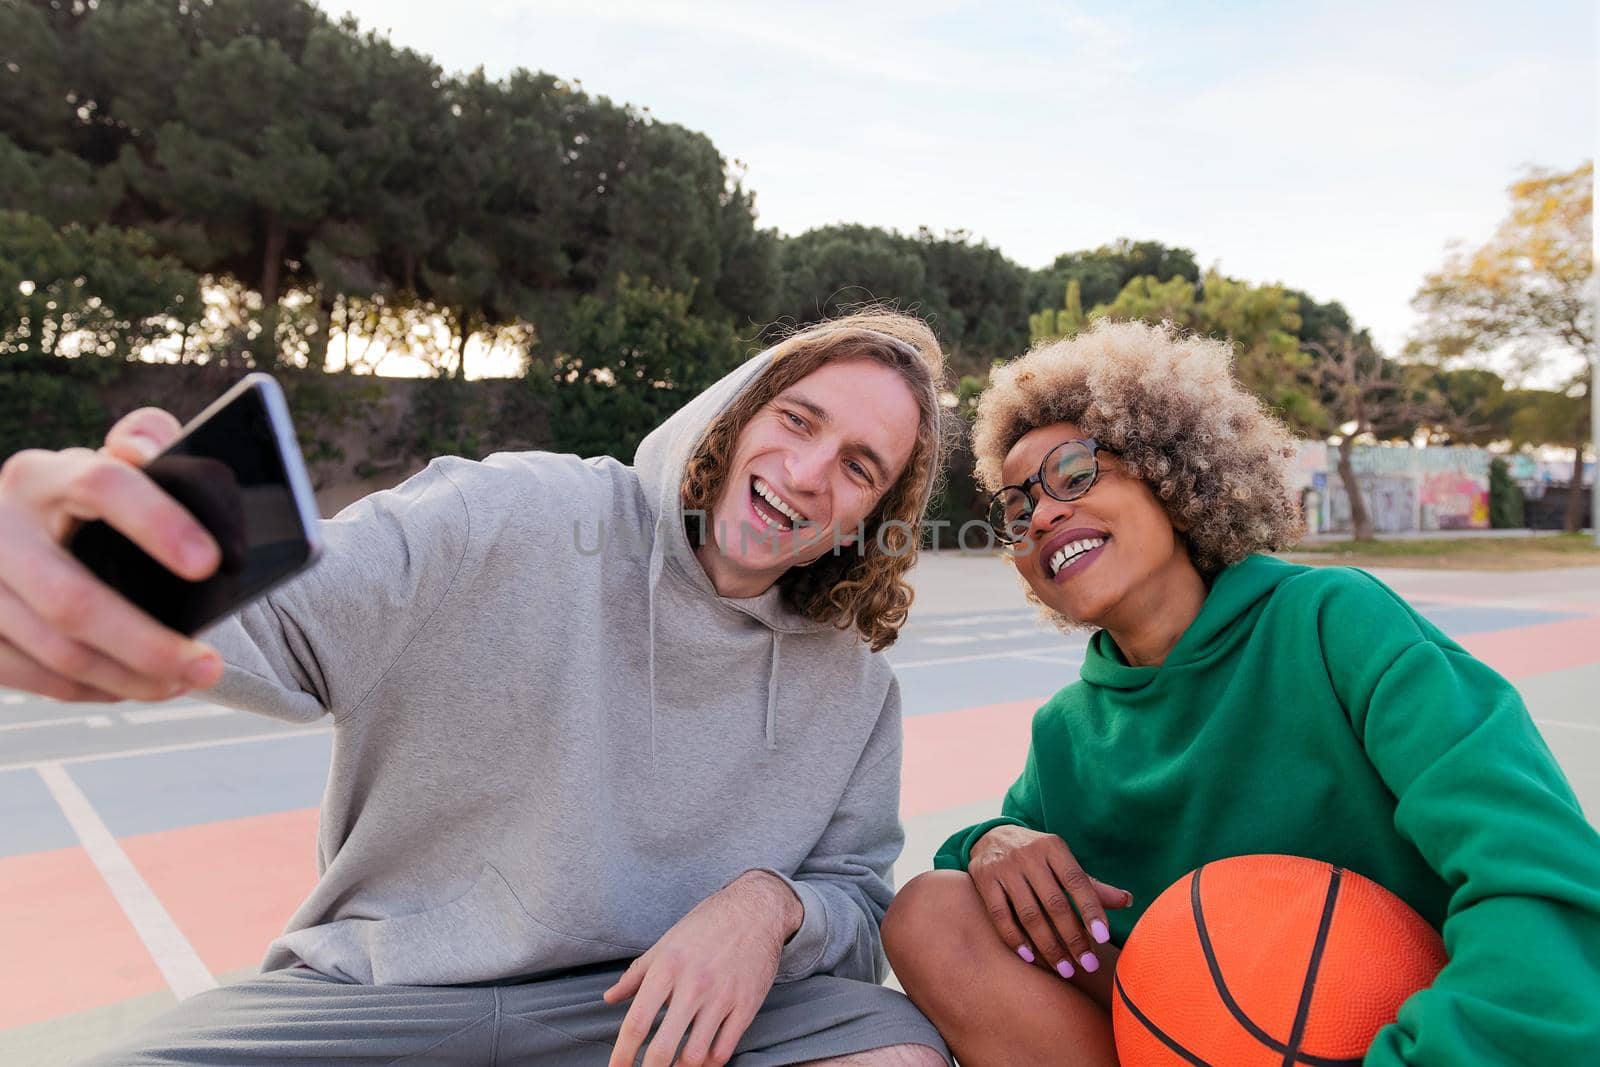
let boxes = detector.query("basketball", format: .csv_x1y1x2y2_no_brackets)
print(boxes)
1112,854,1447,1066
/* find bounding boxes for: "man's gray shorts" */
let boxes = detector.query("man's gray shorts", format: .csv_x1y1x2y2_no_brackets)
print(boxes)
78,962,950,1066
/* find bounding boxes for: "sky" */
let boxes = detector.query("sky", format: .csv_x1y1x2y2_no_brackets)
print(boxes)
315,0,1595,371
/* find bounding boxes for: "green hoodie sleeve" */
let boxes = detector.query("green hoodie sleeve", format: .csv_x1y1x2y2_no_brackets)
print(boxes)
1319,574,1600,1066
933,723,1050,870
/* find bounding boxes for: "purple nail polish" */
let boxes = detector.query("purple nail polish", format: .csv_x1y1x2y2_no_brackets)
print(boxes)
1091,920,1110,944
1017,945,1035,964
1080,952,1100,973
1056,959,1075,979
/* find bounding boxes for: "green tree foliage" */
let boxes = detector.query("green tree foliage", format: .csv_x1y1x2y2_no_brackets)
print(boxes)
910,228,1030,374
1029,279,1086,345
1412,161,1593,530
1488,457,1526,529
775,224,933,324
534,277,750,460
2,0,771,374
0,353,110,457
1043,269,1321,434
1424,366,1515,445
1026,239,1200,314
772,225,1027,377
0,209,200,358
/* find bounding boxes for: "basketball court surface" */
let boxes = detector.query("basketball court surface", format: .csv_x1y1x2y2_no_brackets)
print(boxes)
4,554,1599,1064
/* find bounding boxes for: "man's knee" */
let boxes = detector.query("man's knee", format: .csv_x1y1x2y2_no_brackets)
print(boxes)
802,1042,949,1066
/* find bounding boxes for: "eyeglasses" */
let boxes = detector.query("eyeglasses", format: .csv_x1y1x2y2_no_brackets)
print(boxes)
986,438,1104,545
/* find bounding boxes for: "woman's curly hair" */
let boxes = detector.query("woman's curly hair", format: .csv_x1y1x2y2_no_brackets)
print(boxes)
975,318,1304,599
681,308,949,652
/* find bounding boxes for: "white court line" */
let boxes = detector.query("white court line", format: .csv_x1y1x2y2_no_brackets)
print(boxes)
0,724,331,774
1,692,27,705
1007,652,1086,667
122,705,233,726
921,626,1057,647
1535,717,1600,735
35,762,218,1000
891,645,1085,670
0,714,104,733
0,706,231,730
911,612,1036,629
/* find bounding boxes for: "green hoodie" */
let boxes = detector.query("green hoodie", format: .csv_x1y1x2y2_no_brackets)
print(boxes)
935,554,1600,1065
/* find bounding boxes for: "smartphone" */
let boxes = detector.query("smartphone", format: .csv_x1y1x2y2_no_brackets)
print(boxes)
68,373,324,635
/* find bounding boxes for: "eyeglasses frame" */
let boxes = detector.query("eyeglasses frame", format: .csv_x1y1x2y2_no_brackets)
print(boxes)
987,437,1105,545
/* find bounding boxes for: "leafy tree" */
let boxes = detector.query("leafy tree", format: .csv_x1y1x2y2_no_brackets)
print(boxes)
1412,161,1593,531
0,134,122,225
533,276,749,460
0,209,200,358
1026,239,1200,315
773,224,1026,377
1070,269,1322,434
1305,330,1442,541
1029,278,1086,344
911,228,1029,374
1506,387,1588,456
1488,457,1525,529
0,353,111,458
1196,272,1319,433
775,225,934,326
1422,366,1515,445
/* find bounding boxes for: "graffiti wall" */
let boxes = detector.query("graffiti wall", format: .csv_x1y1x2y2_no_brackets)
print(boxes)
1317,445,1491,534
1420,471,1489,529
1326,475,1418,534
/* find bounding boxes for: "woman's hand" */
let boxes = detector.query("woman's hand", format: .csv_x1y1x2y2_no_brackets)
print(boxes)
0,408,223,702
968,824,1131,981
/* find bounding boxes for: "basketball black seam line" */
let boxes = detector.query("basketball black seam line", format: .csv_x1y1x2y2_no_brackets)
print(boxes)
1190,864,1366,1067
1282,867,1344,1067
1115,973,1216,1067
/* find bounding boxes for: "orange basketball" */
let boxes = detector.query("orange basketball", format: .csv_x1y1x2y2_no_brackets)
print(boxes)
1112,854,1446,1067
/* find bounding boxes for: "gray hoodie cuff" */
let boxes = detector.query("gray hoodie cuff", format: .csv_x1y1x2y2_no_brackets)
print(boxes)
759,870,830,982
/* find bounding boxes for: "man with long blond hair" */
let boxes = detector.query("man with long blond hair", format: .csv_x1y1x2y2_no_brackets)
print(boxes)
0,310,952,1065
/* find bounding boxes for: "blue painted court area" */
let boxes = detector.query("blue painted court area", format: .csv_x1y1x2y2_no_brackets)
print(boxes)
1409,602,1582,636
67,733,333,839
886,607,1085,716
0,769,79,858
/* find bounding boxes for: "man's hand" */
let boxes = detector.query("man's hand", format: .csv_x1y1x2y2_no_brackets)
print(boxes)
604,870,803,1067
0,409,223,702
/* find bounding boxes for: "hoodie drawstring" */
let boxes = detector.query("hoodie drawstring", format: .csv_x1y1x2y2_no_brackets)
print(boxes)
647,542,663,767
765,631,781,750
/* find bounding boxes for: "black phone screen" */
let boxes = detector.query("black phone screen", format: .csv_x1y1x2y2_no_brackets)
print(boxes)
68,380,318,635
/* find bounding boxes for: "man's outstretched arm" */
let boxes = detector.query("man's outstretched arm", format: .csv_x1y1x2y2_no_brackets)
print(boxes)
204,458,472,723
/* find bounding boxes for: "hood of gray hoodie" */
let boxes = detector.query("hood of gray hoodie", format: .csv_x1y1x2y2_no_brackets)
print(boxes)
204,346,909,987
633,349,835,754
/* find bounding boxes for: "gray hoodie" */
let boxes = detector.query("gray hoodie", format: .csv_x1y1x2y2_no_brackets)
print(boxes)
203,349,907,987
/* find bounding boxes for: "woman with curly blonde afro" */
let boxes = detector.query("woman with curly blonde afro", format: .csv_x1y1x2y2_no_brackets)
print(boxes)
883,319,1600,1066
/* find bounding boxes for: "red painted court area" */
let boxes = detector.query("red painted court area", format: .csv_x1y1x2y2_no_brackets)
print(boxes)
4,565,1600,1063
